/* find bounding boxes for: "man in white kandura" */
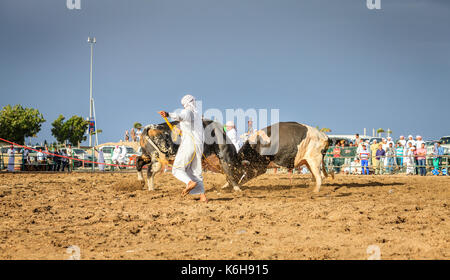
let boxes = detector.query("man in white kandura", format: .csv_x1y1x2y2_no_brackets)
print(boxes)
159,94,207,202
112,145,121,165
118,145,128,165
225,121,243,152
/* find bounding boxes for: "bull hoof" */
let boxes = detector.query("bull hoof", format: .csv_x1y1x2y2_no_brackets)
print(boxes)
312,187,320,193
148,186,155,191
233,186,242,192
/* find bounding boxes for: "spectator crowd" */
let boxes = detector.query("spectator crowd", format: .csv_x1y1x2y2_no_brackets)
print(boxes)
330,134,447,176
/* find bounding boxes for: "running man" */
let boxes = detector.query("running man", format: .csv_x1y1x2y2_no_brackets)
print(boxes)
159,94,207,202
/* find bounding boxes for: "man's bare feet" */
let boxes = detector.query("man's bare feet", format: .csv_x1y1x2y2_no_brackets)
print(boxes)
199,194,208,203
181,180,197,197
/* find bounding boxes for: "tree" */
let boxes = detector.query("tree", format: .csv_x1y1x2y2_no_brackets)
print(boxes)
386,129,393,137
376,128,385,137
0,104,46,145
51,115,89,146
320,128,332,133
65,116,89,145
133,122,142,129
51,115,67,144
90,129,103,135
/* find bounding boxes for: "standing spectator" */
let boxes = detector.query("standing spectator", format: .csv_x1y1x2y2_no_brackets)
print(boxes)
37,149,45,171
53,149,61,171
354,134,362,146
45,146,54,171
415,135,424,149
385,142,396,174
112,146,121,166
432,142,445,172
416,143,427,176
387,137,394,146
398,135,407,147
359,144,370,175
225,121,243,152
97,148,105,171
381,138,389,168
375,144,385,175
7,145,15,172
118,145,128,168
370,140,379,170
332,143,343,173
381,138,388,150
406,135,415,147
125,130,130,142
66,144,73,172
60,150,69,172
131,128,136,142
21,148,30,171
395,143,404,169
405,143,415,175
136,127,142,142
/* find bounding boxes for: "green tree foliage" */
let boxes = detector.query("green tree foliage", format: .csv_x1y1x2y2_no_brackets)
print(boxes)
377,128,385,137
133,122,142,129
51,115,67,144
0,104,46,145
51,115,89,145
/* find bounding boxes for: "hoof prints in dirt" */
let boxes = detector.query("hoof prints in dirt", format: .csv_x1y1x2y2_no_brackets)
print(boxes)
111,179,145,192
0,173,449,260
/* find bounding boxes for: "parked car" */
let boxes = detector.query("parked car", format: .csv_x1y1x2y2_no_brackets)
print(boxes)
99,145,137,167
72,148,96,168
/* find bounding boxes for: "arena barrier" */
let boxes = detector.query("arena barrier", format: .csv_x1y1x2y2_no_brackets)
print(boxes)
323,147,449,176
1,139,449,176
0,137,137,173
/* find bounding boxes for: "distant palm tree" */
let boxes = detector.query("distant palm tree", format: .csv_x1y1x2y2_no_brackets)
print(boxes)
320,128,332,133
377,128,385,137
133,122,142,129
386,129,393,137
90,129,103,135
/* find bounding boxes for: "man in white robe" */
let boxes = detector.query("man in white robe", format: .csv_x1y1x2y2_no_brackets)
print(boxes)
159,94,207,202
415,135,424,149
225,121,243,152
398,136,407,147
118,145,128,165
406,135,416,147
112,145,121,165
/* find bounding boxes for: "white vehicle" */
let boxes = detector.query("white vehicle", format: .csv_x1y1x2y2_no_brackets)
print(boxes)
327,134,372,146
99,145,138,166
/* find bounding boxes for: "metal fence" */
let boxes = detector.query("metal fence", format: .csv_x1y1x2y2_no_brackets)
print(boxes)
323,146,449,176
0,150,136,173
1,147,449,176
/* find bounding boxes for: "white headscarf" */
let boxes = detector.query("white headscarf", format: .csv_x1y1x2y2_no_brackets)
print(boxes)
181,94,197,113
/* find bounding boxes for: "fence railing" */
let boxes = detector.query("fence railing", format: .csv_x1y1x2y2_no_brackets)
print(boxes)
1,147,449,175
0,151,137,173
323,151,449,175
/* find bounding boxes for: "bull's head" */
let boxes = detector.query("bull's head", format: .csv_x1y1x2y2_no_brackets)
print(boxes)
140,126,179,159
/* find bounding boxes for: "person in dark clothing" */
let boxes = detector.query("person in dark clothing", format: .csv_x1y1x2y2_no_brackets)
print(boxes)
21,148,30,171
375,144,386,175
60,150,69,172
53,150,61,171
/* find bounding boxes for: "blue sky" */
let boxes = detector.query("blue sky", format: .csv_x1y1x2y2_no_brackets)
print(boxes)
1,0,449,145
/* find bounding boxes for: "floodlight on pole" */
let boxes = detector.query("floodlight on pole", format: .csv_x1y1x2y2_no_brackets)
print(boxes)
87,37,96,147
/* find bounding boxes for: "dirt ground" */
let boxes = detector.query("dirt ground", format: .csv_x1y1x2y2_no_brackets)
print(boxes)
0,171,448,260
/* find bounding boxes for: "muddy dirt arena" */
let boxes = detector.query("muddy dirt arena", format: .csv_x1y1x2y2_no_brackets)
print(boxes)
0,172,449,260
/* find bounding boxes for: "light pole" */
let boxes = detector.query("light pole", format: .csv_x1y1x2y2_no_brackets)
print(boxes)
87,37,96,148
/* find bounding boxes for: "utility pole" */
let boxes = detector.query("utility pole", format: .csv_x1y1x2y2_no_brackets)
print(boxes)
87,37,96,147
